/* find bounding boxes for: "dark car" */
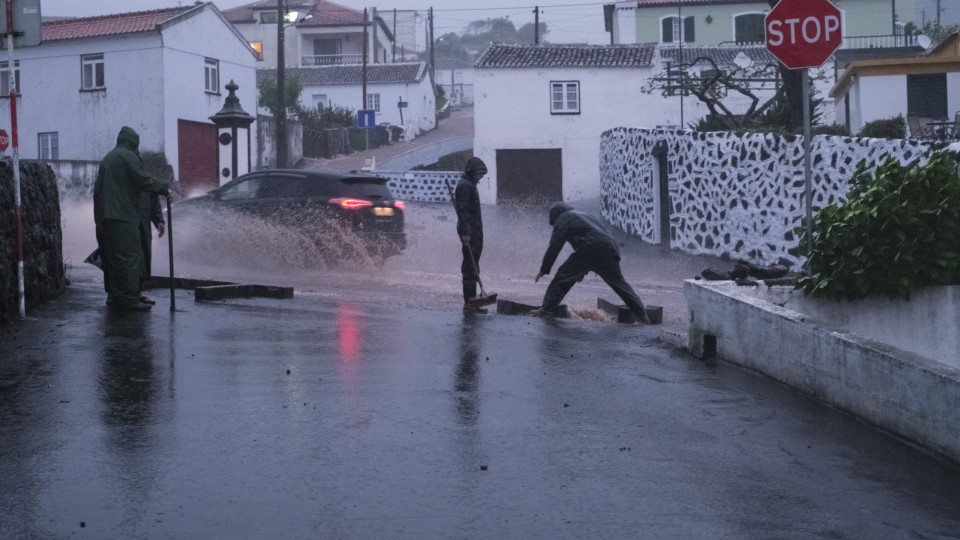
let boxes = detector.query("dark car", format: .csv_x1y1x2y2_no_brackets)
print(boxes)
174,169,406,261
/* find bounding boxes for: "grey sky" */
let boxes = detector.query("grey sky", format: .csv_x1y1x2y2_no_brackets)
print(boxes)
40,0,610,44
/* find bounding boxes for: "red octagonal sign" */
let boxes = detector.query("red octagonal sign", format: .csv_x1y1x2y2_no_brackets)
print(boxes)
765,0,844,69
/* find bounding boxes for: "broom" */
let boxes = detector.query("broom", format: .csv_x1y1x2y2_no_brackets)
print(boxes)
445,179,497,309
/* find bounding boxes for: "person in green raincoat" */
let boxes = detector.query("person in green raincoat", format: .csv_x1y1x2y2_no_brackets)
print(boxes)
93,126,169,311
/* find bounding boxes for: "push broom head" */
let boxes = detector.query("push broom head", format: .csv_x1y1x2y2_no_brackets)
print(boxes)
465,293,498,309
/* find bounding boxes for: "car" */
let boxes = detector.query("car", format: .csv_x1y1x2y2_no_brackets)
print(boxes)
173,169,406,263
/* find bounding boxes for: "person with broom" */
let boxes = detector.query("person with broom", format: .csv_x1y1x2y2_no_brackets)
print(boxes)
454,157,489,312
532,202,651,324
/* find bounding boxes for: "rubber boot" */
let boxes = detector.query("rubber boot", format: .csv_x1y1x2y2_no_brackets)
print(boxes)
463,281,477,302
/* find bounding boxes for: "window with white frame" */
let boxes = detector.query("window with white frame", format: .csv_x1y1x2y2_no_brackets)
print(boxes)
550,81,580,114
366,93,381,113
204,58,219,93
0,60,20,96
661,16,695,44
38,132,58,160
260,11,278,24
81,53,105,90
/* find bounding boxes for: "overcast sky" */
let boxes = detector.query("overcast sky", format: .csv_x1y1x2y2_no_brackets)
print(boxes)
40,0,610,45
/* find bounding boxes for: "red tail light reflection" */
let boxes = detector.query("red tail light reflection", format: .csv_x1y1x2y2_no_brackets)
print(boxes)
330,198,373,209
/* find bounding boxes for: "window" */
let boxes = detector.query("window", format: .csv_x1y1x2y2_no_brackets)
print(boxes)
550,81,580,114
366,93,381,113
661,16,694,44
0,60,20,96
312,93,328,110
907,73,947,119
250,42,263,61
734,13,765,44
219,176,262,201
260,11,278,24
204,58,219,93
38,132,58,160
81,53,104,90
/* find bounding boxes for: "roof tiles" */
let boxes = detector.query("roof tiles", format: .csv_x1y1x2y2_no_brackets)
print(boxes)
42,7,194,41
475,44,656,69
223,0,363,27
257,62,426,86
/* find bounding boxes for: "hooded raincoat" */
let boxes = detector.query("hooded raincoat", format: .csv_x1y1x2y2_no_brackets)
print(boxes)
538,202,647,319
454,157,487,300
94,127,169,308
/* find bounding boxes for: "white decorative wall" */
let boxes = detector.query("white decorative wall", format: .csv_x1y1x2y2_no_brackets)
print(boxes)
377,170,462,203
599,128,934,268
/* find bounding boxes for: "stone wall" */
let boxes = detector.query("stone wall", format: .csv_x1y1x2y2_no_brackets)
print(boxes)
0,160,66,322
599,128,934,268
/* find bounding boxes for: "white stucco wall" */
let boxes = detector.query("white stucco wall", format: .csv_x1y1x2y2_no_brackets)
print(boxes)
161,8,260,182
473,65,709,204
0,6,258,183
299,76,435,131
1,34,166,162
846,74,907,133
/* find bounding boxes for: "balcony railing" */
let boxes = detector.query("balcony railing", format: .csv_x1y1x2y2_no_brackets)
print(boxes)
301,54,364,66
838,34,920,50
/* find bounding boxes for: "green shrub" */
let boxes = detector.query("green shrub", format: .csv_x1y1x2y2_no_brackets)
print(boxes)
811,123,850,137
857,116,906,139
796,151,960,300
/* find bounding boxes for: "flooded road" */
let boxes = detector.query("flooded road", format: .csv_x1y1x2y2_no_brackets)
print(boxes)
4,199,954,538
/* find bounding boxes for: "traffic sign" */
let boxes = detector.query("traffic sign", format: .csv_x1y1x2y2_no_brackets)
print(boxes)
0,129,9,151
765,0,843,69
357,109,375,128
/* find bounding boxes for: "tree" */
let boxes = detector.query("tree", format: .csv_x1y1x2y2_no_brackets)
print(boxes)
258,76,304,119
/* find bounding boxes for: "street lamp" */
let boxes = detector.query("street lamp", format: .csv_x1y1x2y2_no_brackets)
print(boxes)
276,0,301,168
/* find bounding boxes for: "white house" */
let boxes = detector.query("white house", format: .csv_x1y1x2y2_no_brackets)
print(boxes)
1,3,259,194
473,43,718,204
261,62,436,133
830,32,960,134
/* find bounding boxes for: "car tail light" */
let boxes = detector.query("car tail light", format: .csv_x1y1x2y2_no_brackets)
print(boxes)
330,198,373,209
394,201,405,209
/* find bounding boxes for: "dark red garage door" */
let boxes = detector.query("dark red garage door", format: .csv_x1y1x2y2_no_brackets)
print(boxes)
177,119,218,196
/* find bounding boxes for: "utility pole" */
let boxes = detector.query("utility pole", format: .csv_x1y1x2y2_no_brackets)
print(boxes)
276,0,287,168
363,8,368,150
372,7,378,64
534,6,539,45
429,7,435,94
392,9,397,62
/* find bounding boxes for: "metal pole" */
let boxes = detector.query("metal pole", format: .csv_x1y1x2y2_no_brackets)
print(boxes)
802,68,813,259
363,8,368,151
8,1,24,319
276,0,287,168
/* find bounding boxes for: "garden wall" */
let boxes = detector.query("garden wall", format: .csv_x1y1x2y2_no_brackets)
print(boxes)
0,160,66,322
599,128,934,268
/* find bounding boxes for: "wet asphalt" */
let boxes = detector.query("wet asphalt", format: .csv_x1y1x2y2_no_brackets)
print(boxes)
3,279,960,539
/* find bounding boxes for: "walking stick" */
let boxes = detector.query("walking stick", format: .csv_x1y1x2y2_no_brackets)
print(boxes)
166,195,175,311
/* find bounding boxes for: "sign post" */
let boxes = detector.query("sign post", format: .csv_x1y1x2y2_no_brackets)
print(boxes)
765,0,843,260
2,0,41,319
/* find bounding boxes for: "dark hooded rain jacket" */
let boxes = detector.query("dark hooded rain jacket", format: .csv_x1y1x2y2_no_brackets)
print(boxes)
539,202,620,276
94,126,168,224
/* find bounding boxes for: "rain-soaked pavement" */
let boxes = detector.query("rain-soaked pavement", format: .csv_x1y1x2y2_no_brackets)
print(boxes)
3,199,960,538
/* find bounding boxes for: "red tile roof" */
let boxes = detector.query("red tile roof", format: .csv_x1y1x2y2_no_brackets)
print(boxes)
42,7,195,42
223,0,363,27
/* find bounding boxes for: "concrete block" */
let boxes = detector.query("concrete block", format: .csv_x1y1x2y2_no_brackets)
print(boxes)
195,284,294,301
596,298,663,325
496,299,569,318
146,276,233,290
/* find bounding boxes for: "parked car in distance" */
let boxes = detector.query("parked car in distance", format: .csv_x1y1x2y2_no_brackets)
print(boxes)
173,170,406,262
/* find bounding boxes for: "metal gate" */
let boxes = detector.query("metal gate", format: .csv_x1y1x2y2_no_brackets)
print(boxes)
177,119,218,195
495,148,562,205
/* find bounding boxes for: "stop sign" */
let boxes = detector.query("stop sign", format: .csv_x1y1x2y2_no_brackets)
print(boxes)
765,0,844,69
0,129,8,151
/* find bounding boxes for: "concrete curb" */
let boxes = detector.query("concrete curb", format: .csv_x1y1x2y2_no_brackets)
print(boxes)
147,276,294,302
683,279,960,464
